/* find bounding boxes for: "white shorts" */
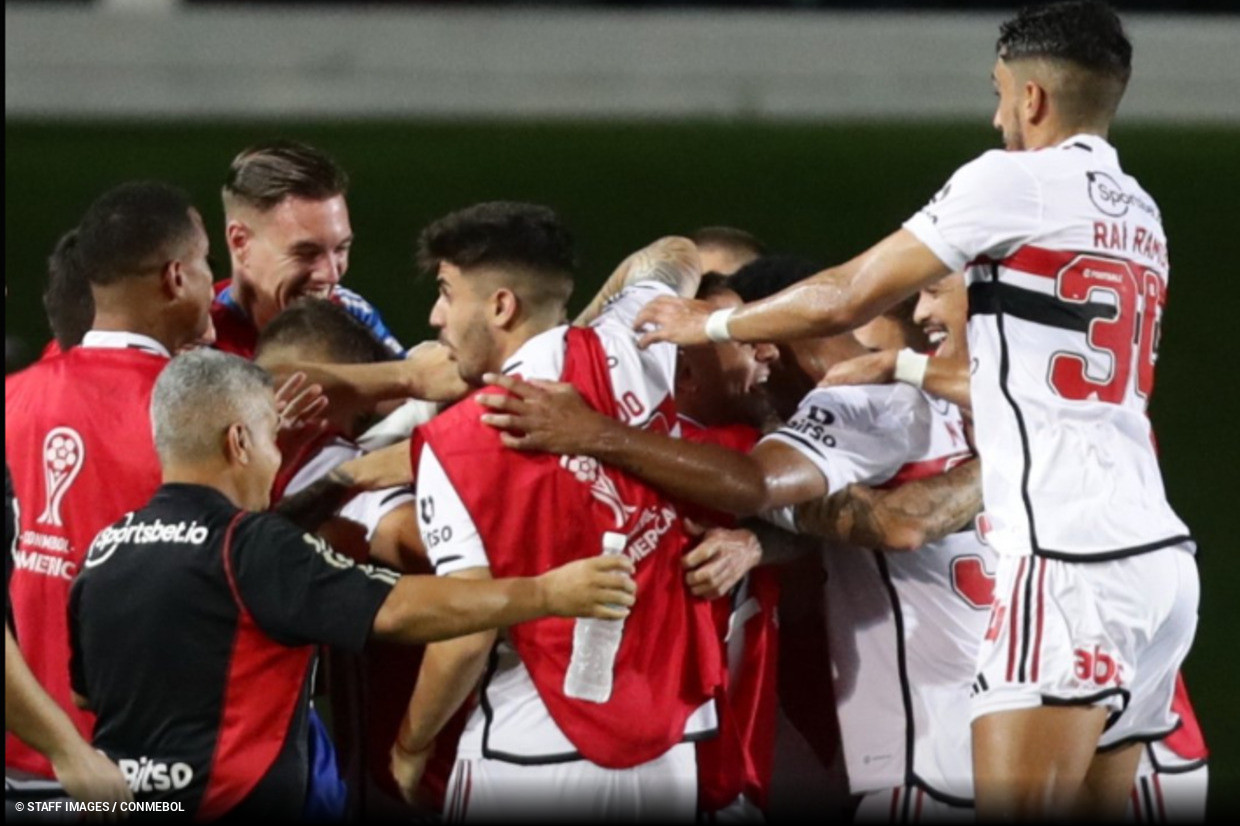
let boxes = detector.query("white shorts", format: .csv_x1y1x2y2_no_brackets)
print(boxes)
970,546,1199,750
1127,742,1208,823
444,740,697,822
854,785,973,823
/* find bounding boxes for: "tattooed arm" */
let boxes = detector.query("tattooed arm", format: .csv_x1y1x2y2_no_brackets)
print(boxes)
273,468,360,533
273,440,417,533
793,458,981,552
574,236,702,326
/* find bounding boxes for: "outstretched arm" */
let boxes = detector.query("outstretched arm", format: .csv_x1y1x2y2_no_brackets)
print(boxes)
574,236,702,326
369,553,636,645
389,567,497,806
475,373,825,516
273,442,415,533
795,458,982,552
7,628,133,807
265,340,468,410
634,229,950,348
823,350,973,413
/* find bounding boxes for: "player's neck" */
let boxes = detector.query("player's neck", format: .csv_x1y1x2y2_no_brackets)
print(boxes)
1026,121,1108,150
162,464,252,512
229,270,275,330
91,289,184,355
495,316,561,367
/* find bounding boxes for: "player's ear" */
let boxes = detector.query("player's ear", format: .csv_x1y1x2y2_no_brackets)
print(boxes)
225,220,252,264
161,259,185,298
225,422,250,466
492,287,519,330
1022,78,1047,126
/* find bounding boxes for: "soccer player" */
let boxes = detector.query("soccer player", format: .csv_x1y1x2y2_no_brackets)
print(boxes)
5,182,215,793
67,349,635,821
40,229,94,356
633,3,1197,817
213,140,404,359
255,299,423,819
827,274,1211,823
483,257,988,820
669,273,781,820
342,205,722,821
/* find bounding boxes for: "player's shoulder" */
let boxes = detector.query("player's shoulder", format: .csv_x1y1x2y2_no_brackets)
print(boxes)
949,148,1039,191
500,325,569,383
233,509,308,551
795,382,920,420
333,285,381,316
595,281,678,330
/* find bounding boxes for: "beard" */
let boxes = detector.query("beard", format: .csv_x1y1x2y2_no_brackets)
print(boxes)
1002,111,1026,151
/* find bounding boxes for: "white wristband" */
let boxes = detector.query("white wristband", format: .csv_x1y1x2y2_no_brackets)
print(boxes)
893,348,930,389
704,308,736,343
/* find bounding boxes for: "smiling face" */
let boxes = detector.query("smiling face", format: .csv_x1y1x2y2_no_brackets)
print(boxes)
429,261,503,386
678,289,777,427
914,272,968,358
229,194,353,329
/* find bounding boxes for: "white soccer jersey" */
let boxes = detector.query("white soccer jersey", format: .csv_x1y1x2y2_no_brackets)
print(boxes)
904,134,1191,560
283,437,413,541
417,282,713,763
762,386,989,804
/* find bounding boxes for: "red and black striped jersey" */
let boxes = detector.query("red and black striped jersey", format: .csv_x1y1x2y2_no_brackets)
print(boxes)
68,484,395,819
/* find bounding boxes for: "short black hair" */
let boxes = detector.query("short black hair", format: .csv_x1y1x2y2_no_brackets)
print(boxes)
417,201,576,279
690,226,766,259
727,255,821,303
257,298,390,365
223,139,349,213
43,229,94,350
74,182,197,287
696,272,735,301
997,1,1131,83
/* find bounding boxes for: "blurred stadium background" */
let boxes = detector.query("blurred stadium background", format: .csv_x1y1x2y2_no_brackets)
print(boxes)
6,0,1239,811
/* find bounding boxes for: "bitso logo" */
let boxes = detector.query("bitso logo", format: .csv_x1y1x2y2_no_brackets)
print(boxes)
37,427,85,527
118,757,194,793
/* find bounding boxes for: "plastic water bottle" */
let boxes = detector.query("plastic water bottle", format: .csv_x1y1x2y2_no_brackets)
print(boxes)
563,531,628,703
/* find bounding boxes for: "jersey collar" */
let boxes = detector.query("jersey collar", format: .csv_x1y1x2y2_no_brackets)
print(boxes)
500,324,569,377
80,331,171,358
1058,133,1119,166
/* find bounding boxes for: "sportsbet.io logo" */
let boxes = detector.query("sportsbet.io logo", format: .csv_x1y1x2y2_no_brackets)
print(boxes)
1086,171,1158,220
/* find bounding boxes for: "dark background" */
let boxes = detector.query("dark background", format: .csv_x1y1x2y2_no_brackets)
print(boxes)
6,118,1239,806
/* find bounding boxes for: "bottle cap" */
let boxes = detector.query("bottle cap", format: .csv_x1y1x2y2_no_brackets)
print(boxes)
602,532,627,555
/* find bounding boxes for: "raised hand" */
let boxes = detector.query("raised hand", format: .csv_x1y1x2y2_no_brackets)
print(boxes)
539,555,637,620
274,371,329,432
682,525,762,600
402,341,469,403
633,296,714,349
477,373,609,455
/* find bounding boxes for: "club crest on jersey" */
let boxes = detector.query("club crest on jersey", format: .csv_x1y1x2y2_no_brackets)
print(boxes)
37,427,85,527
560,455,636,529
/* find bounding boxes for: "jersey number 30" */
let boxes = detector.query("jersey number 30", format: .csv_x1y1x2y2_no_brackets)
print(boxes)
1049,254,1164,404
